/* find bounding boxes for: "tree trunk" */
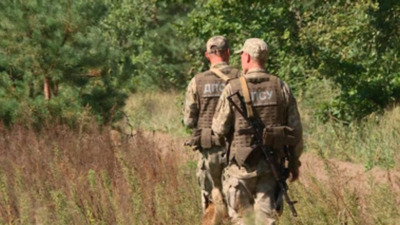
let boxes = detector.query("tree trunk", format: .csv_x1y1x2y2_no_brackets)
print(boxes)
44,77,51,100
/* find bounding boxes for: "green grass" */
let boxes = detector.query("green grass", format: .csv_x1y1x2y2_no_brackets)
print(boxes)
1,89,399,224
302,101,400,170
122,89,400,169
116,90,188,137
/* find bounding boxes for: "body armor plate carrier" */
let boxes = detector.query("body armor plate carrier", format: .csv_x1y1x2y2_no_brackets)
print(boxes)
229,72,287,165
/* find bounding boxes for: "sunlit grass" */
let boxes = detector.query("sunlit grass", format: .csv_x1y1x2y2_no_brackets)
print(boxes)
123,89,400,169
119,90,188,137
1,88,400,224
0,123,200,225
303,103,400,170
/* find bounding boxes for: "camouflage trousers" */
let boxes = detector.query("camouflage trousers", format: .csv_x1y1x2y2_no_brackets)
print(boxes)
197,146,226,212
222,160,281,225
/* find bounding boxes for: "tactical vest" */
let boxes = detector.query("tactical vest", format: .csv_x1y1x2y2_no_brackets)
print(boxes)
229,72,286,162
195,65,240,129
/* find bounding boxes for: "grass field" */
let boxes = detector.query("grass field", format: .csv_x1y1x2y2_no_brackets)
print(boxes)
0,123,201,225
0,91,399,224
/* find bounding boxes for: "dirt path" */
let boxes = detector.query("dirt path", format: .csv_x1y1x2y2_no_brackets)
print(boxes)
300,153,400,201
141,131,400,204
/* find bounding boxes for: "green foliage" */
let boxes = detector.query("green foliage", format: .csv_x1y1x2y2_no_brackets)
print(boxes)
182,0,304,81
0,0,126,125
182,0,400,121
1,0,400,125
300,0,400,121
0,0,195,126
0,98,19,127
101,0,192,91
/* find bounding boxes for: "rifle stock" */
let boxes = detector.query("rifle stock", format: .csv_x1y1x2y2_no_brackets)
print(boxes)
227,92,298,217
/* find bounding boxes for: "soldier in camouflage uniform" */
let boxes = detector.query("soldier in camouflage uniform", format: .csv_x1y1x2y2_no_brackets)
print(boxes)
183,36,241,212
212,38,303,225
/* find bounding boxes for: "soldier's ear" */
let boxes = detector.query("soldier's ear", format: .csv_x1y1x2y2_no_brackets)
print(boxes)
205,51,210,60
244,52,251,63
246,53,251,62
240,52,249,61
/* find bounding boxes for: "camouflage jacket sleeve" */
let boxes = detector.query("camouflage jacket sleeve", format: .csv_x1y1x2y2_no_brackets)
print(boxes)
183,77,199,128
282,82,303,160
211,83,234,137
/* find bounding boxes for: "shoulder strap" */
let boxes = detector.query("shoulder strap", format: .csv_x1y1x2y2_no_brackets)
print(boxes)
210,68,230,82
239,76,254,118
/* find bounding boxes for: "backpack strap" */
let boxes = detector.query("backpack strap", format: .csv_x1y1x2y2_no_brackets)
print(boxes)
239,76,254,118
210,68,231,82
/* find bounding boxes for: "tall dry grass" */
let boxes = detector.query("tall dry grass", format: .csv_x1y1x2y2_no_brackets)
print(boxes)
279,155,400,225
118,91,400,224
1,90,400,225
0,123,200,225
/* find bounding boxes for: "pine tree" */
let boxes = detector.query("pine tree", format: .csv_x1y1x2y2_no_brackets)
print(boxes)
0,0,124,125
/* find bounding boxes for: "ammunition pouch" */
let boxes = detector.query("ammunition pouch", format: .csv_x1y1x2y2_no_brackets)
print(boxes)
185,128,224,151
236,126,296,168
200,128,213,149
262,126,296,149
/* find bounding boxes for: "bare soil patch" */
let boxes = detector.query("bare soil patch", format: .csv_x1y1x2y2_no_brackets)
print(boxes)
300,153,400,199
145,131,400,205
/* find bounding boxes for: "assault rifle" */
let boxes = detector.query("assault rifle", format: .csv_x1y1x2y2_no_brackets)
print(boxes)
227,91,298,217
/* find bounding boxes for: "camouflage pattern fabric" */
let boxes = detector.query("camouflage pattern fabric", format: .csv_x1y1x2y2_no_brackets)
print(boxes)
197,146,226,211
212,68,303,161
212,68,303,223
184,62,233,128
222,160,279,225
184,61,239,212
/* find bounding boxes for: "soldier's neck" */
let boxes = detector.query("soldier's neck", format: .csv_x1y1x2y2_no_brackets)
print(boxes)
210,58,227,65
243,64,264,74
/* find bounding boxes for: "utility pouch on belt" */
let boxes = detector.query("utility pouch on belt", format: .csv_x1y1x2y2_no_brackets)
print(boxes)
200,128,213,149
185,128,224,151
200,128,224,149
242,126,296,167
263,126,296,149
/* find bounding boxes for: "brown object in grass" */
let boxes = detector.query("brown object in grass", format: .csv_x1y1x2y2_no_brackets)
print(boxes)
202,188,228,225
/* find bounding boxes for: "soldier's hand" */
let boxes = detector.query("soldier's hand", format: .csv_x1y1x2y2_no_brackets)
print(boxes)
190,145,201,151
288,159,301,182
184,136,201,151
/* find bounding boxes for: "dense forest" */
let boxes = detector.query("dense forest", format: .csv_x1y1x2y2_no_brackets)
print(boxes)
1,0,399,126
1,1,400,224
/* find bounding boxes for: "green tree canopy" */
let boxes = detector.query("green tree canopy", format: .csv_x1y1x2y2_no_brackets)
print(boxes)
0,0,125,125
182,0,400,121
1,0,400,125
